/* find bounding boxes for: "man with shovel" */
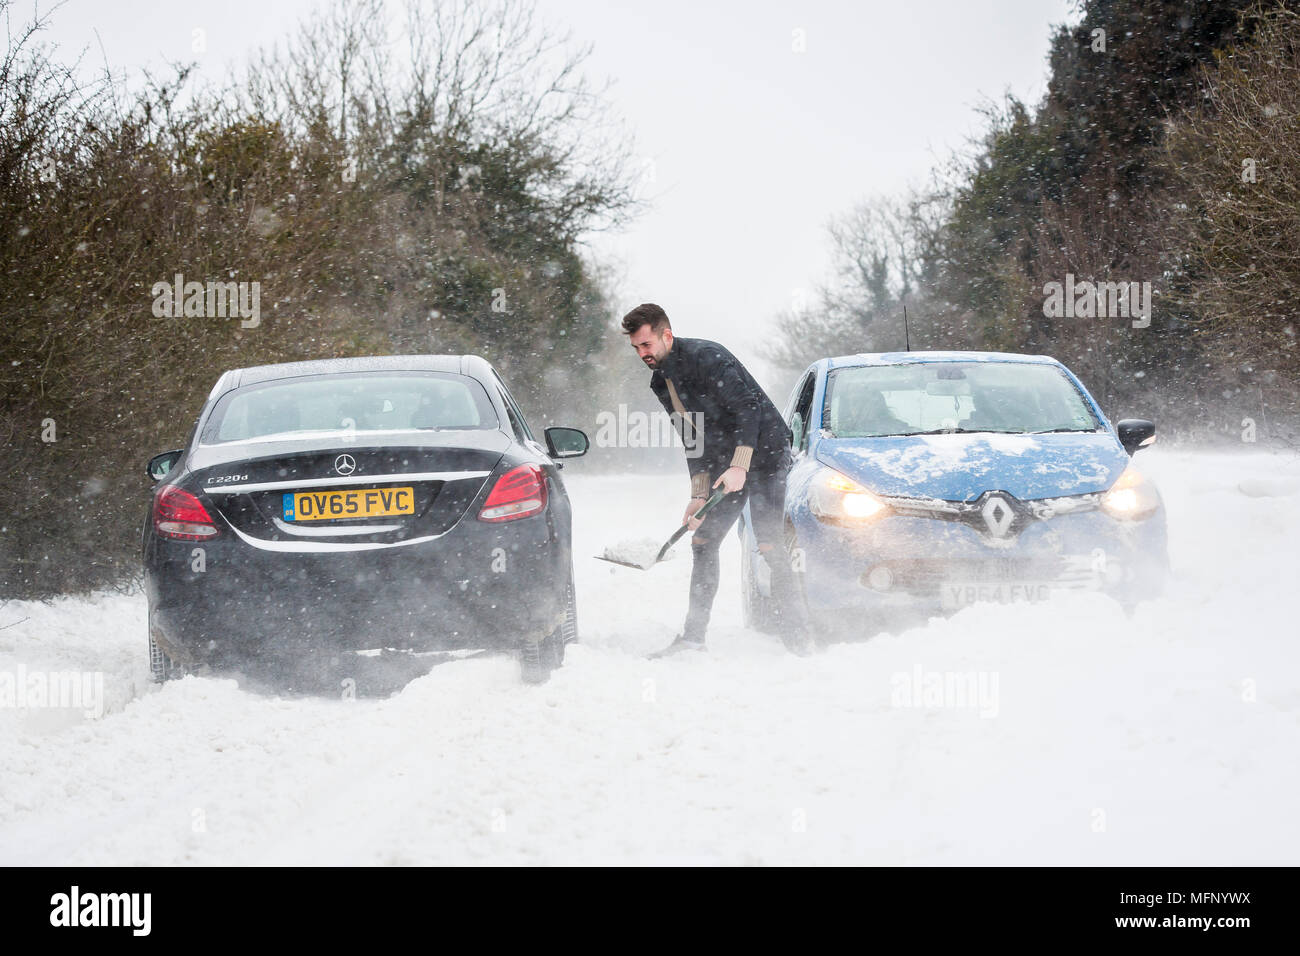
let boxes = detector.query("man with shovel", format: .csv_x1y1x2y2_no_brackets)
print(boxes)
621,303,813,656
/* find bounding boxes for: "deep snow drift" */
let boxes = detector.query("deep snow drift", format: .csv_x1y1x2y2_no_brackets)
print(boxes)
0,447,1297,865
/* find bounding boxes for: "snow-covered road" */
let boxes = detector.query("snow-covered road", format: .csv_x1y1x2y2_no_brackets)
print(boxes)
1,447,1298,864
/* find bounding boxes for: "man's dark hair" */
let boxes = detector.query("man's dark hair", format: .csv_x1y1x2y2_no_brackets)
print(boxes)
621,303,671,336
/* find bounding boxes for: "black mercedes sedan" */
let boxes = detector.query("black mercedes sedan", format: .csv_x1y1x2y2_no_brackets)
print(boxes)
143,355,588,686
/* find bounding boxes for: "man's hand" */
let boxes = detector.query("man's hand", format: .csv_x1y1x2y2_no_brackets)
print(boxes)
683,497,706,531
713,466,747,494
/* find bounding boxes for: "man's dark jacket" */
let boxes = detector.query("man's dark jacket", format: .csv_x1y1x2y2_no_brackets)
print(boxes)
650,336,792,497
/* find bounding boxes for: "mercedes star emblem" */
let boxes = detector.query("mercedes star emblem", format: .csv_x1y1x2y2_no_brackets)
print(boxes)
334,454,357,476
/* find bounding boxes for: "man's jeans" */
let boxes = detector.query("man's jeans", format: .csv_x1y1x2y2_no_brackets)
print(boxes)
682,453,810,642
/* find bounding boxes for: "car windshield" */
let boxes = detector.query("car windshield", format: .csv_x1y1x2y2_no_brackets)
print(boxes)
823,361,1101,437
200,371,500,444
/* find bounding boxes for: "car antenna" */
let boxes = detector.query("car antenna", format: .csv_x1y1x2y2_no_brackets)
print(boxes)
903,301,911,351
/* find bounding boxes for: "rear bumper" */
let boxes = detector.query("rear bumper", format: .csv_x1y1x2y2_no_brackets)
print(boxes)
146,510,569,665
789,505,1168,615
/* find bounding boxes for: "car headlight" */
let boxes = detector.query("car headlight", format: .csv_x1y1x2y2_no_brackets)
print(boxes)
810,468,888,522
1101,464,1160,520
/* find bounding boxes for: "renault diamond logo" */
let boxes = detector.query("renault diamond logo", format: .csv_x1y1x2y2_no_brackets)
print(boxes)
334,454,357,476
981,495,1014,537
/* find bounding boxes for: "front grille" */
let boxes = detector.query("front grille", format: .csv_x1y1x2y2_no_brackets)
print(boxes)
880,489,1103,544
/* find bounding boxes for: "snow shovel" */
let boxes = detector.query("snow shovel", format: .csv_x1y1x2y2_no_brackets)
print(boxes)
596,487,729,570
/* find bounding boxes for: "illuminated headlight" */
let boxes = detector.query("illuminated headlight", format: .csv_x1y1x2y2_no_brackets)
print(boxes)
1101,464,1160,520
810,468,888,522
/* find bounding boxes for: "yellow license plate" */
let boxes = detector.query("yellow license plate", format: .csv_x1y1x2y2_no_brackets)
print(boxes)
282,487,415,521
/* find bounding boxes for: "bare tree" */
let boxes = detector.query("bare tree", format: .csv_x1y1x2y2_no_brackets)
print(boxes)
766,191,945,374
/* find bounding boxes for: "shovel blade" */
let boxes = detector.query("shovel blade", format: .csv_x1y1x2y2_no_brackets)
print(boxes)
594,489,721,573
593,554,655,570
595,534,674,570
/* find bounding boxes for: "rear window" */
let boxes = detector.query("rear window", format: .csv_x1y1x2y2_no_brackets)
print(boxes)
823,361,1101,437
200,371,500,444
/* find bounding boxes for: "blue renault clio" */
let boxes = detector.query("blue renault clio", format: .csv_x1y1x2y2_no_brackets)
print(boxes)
739,351,1168,638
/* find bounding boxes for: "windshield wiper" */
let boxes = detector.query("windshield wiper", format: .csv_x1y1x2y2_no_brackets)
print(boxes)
829,427,1028,438
892,428,985,436
1029,427,1097,434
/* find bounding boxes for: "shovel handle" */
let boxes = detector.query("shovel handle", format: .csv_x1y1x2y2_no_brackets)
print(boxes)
693,486,729,520
656,487,729,562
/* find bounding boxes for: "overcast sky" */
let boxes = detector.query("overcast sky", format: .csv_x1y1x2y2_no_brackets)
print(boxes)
36,0,1076,385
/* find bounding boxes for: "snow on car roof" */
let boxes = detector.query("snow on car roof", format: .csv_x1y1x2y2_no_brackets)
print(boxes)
235,354,465,382
212,355,495,393
826,351,1061,369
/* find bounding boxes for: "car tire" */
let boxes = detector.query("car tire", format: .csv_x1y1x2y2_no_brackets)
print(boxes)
783,524,834,649
557,572,578,655
739,521,779,633
521,568,576,683
148,627,186,683
519,638,548,684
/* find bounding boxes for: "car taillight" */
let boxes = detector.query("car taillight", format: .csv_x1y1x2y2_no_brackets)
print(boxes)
154,486,220,540
478,464,547,522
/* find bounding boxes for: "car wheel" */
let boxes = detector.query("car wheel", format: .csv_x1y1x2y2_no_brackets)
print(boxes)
521,569,576,683
559,567,578,653
148,627,186,683
739,517,779,633
784,524,833,649
519,637,548,684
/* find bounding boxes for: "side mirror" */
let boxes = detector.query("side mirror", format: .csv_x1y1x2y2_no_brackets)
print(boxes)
790,411,805,450
544,426,589,459
147,450,183,482
1116,419,1156,456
